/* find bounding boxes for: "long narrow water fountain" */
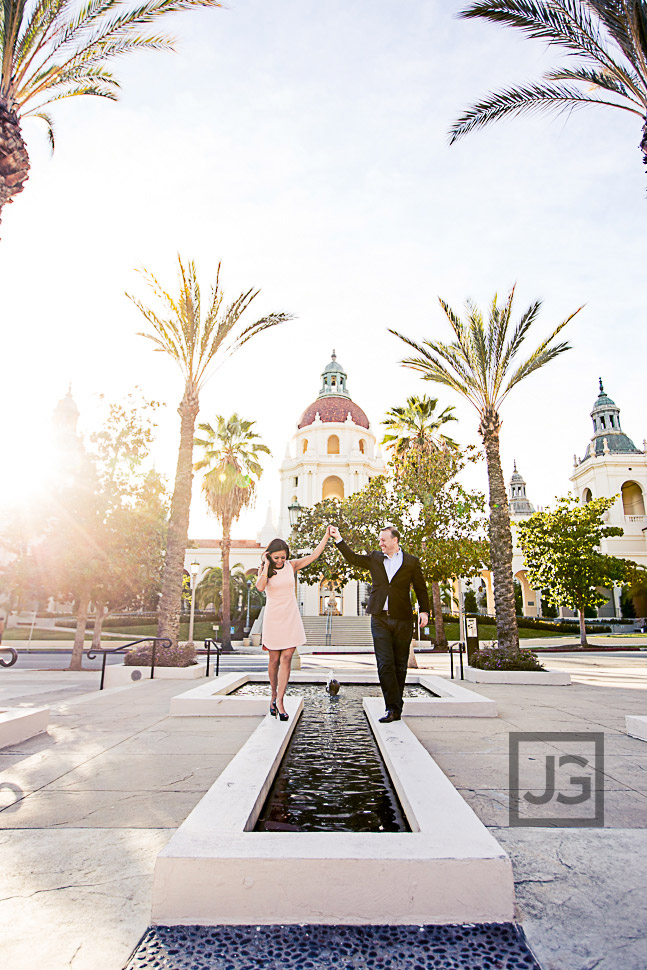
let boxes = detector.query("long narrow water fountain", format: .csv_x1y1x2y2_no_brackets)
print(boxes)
233,683,432,833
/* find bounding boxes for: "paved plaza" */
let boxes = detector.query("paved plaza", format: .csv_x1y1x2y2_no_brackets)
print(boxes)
0,651,646,969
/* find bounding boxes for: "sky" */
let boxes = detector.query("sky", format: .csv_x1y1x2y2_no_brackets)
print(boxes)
1,0,646,541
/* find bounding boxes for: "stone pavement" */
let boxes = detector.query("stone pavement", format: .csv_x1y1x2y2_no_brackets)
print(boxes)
0,652,646,969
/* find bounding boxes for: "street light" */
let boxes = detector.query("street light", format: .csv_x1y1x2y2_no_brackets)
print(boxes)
288,500,302,528
188,561,200,645
245,579,252,635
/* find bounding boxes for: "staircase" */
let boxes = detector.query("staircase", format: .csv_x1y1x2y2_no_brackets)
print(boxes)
301,616,374,652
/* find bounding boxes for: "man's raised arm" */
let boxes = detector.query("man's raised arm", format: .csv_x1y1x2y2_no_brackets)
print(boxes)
329,526,372,570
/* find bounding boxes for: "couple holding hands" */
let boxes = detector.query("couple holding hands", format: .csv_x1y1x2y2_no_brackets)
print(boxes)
256,524,429,724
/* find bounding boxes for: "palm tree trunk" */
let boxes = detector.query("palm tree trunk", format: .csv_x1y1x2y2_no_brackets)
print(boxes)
578,607,588,648
0,103,30,224
157,384,199,647
69,585,90,670
221,513,233,651
479,408,519,653
431,581,447,650
641,115,647,172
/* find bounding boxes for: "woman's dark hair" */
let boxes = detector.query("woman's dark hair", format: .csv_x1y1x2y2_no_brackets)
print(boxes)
265,538,290,579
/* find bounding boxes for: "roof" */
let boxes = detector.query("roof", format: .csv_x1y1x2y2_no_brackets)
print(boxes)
298,395,370,429
190,539,262,549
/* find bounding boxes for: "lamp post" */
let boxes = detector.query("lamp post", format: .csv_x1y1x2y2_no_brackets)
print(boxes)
188,561,200,645
245,579,252,635
288,500,302,529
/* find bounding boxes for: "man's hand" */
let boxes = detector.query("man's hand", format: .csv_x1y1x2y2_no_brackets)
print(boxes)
329,525,341,541
418,612,429,628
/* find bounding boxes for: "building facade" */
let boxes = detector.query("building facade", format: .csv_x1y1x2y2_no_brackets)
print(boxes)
278,352,386,617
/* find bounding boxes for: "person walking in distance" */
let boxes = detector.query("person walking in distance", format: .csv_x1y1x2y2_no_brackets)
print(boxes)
329,525,429,723
256,529,332,721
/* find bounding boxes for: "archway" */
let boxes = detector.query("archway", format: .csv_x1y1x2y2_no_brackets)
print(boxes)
514,570,539,617
583,488,593,504
320,580,343,616
621,481,645,516
327,434,340,455
322,475,344,500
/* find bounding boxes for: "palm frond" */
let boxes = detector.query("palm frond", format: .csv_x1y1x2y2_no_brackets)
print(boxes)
26,109,55,150
450,78,641,142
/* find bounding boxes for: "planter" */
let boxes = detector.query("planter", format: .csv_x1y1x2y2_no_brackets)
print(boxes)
0,707,49,748
464,665,571,685
103,662,206,689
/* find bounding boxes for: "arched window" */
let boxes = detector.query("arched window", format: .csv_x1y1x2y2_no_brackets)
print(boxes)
302,439,308,454
583,488,593,504
622,481,645,516
600,415,606,428
327,434,340,455
359,439,365,454
322,475,344,500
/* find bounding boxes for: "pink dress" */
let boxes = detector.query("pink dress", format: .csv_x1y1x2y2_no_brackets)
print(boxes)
262,561,306,651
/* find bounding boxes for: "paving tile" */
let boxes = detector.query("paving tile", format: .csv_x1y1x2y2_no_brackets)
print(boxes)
0,789,204,828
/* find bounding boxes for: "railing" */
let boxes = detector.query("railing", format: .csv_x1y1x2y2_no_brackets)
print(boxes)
87,637,172,690
202,638,221,678
449,641,465,680
324,604,333,648
625,515,647,523
0,647,18,668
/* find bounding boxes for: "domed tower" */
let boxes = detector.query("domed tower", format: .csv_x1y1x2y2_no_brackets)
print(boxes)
570,379,647,612
52,386,85,472
508,461,535,517
278,351,385,616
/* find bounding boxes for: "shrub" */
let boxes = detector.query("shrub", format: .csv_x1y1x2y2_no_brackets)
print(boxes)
469,647,546,672
124,643,197,667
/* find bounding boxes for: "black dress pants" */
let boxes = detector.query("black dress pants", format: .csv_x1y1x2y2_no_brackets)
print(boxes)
370,613,412,713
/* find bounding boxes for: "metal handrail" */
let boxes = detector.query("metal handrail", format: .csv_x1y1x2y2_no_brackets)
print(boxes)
87,637,172,690
0,647,18,668
203,638,221,678
449,641,465,680
324,603,333,648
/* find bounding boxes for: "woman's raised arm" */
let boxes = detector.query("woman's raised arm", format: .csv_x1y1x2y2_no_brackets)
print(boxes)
291,527,331,572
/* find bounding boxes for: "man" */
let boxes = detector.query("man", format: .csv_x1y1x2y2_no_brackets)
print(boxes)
329,525,429,723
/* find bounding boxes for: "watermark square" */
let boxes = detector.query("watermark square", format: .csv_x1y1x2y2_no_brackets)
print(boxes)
509,731,604,828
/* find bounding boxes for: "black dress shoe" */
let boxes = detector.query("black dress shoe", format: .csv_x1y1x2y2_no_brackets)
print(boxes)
378,709,401,723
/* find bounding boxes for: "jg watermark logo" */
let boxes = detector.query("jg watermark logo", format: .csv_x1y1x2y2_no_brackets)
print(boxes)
509,732,604,827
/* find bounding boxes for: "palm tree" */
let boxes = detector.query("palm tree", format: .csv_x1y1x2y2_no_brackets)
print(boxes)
450,1,647,173
390,286,581,653
381,394,458,650
0,0,222,225
194,413,269,651
129,258,291,647
382,395,458,460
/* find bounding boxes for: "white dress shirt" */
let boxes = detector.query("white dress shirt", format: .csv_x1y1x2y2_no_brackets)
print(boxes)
382,548,403,611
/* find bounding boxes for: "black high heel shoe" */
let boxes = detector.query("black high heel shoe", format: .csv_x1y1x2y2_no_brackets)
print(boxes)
278,709,289,722
269,701,278,717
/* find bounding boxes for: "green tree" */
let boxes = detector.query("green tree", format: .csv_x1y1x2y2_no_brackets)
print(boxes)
129,258,291,648
0,0,223,224
395,444,489,649
381,393,460,647
391,286,580,653
516,495,645,645
450,1,647,174
195,563,264,618
194,413,269,650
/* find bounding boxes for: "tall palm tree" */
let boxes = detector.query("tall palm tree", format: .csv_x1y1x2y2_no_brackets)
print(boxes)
0,0,222,225
382,395,458,460
129,258,291,647
194,413,269,651
381,394,458,650
450,1,647,173
391,287,580,653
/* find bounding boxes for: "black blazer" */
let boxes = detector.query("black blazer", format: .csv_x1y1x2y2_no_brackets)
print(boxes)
335,539,430,620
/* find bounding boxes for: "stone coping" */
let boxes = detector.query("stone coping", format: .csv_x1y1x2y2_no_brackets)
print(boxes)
464,665,571,685
625,714,647,742
152,696,513,925
169,671,497,717
0,706,49,749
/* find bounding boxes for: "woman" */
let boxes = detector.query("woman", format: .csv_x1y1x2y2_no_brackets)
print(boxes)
256,527,331,721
